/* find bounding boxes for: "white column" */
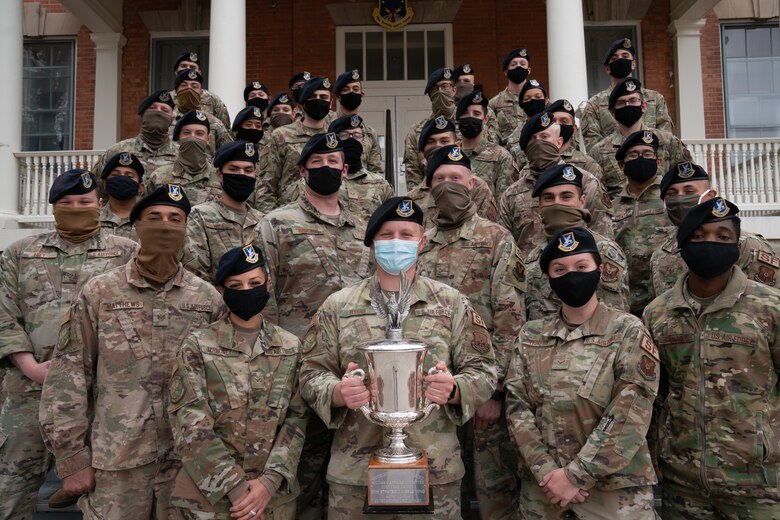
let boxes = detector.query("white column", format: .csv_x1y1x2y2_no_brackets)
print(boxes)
0,0,23,220
670,19,707,140
91,32,127,149
546,0,589,108
208,0,245,123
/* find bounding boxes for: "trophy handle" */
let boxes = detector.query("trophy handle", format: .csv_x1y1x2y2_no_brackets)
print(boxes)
343,368,380,425
420,366,446,420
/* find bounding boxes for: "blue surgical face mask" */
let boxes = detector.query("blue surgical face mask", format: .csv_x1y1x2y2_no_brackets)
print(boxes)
373,238,419,275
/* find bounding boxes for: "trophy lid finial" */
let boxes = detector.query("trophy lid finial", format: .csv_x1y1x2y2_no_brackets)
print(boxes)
369,268,414,338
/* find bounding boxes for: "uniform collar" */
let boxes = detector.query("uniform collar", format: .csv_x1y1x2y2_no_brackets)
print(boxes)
100,203,131,226
360,274,429,307
543,301,612,342
617,175,662,201
428,212,479,245
217,314,285,358
42,228,109,254
668,266,747,315
126,258,188,290
297,195,356,228
215,199,261,226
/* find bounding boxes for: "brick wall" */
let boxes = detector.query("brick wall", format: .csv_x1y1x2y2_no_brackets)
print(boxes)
641,0,677,130
700,10,725,138
74,26,95,149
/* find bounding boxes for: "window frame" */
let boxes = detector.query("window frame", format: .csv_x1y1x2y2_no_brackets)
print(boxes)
583,21,643,98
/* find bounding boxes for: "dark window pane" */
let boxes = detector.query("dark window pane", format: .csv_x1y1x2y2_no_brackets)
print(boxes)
23,40,73,151
366,32,384,81
427,31,445,76
387,31,404,80
345,32,363,74
583,26,639,97
150,38,210,92
723,27,746,58
407,31,425,80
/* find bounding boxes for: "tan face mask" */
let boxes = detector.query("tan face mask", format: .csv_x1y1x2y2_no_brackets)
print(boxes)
140,110,172,149
431,181,477,230
176,88,201,112
525,139,561,173
176,137,210,174
134,220,187,283
270,113,294,128
430,90,456,119
53,206,101,243
539,204,591,237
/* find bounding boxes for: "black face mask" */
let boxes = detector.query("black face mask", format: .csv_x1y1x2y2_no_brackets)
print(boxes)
549,269,601,308
614,105,643,127
224,284,270,321
608,59,633,79
623,157,658,183
339,92,362,111
303,99,330,121
458,117,483,139
559,124,574,144
221,173,256,202
105,176,140,201
306,166,342,195
342,138,363,174
521,99,546,118
681,241,739,279
507,66,529,85
236,128,264,144
247,97,269,111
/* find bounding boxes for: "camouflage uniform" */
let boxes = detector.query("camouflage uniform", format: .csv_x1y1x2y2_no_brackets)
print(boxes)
299,274,498,519
169,315,307,519
463,136,520,197
523,229,630,321
170,109,234,158
417,214,525,519
361,121,385,176
498,165,614,254
0,230,136,520
144,162,222,207
39,261,224,520
650,229,780,300
580,86,673,152
407,176,498,231
341,168,394,222
489,88,529,147
612,176,674,315
171,88,232,130
183,200,264,282
505,302,659,519
99,203,138,241
92,134,178,180
642,267,780,519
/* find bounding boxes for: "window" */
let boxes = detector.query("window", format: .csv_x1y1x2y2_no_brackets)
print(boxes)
150,37,210,94
722,24,780,138
23,40,74,151
584,26,640,97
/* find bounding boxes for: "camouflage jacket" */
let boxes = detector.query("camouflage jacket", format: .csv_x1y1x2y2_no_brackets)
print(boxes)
650,229,780,300
39,262,224,477
0,230,137,394
144,161,222,207
99,203,137,242
357,119,384,176
523,229,630,321
407,176,498,231
581,86,673,152
402,116,431,191
169,315,306,513
488,87,529,147
170,88,232,129
341,169,394,222
642,267,780,498
612,176,674,315
170,109,234,158
463,137,520,197
298,275,498,486
92,134,178,180
498,163,614,253
183,200,264,282
505,302,659,490
257,197,371,339
418,214,526,380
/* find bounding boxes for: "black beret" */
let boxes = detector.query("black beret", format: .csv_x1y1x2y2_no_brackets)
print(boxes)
268,92,293,113
532,164,583,197
519,78,546,102
138,90,175,115
174,68,203,90
49,169,97,203
455,90,488,119
418,116,456,151
129,185,191,223
660,162,710,199
232,106,265,131
547,98,575,118
335,69,362,93
608,77,642,109
615,130,658,161
502,48,530,70
425,145,471,186
243,81,268,102
328,114,363,134
364,197,424,246
540,227,600,274
289,71,312,91
101,152,145,180
452,64,474,80
677,197,740,248
518,111,555,151
214,141,260,168
173,110,210,141
424,67,453,95
297,132,343,166
214,243,266,286
173,51,200,71
603,37,636,65
298,76,332,103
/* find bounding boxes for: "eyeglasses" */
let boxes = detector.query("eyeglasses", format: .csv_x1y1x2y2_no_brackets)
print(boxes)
337,131,364,140
624,151,657,160
430,83,455,93
614,98,642,109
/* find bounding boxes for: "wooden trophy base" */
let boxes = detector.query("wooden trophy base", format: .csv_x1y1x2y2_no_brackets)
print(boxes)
364,452,434,514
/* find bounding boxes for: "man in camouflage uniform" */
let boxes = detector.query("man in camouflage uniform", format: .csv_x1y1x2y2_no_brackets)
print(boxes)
243,79,270,113
452,63,500,144
489,48,532,147
39,186,224,520
170,244,307,520
169,51,231,129
299,196,498,519
93,90,178,180
499,111,613,253
589,78,690,198
651,161,779,300
170,68,233,157
0,170,137,519
417,146,525,519
100,151,145,241
267,92,295,132
258,133,371,520
548,98,604,178
523,164,629,321
334,69,384,176
506,227,659,519
183,141,264,282
580,38,672,152
145,109,223,206
231,104,271,149
643,197,780,519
